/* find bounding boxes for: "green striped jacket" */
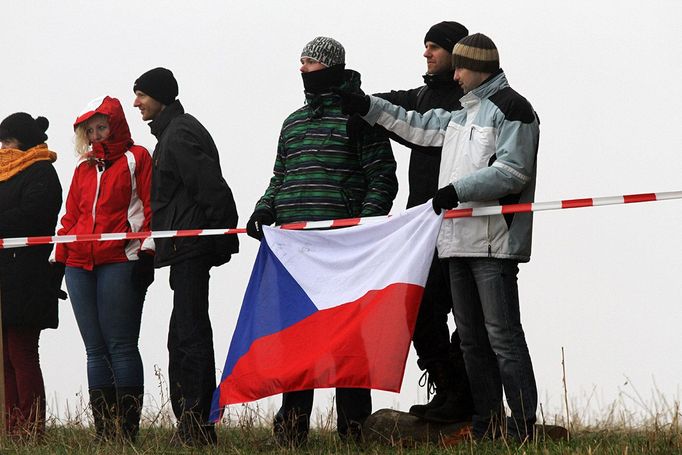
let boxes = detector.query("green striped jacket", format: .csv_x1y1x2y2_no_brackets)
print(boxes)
255,70,398,224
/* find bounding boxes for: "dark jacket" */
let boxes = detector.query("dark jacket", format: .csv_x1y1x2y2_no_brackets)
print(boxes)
375,72,463,208
149,100,239,267
255,69,398,224
0,160,62,329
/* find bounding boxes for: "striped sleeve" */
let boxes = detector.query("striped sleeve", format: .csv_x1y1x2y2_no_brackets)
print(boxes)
363,96,451,148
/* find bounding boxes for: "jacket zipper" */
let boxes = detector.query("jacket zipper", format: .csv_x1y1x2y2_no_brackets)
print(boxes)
486,217,492,257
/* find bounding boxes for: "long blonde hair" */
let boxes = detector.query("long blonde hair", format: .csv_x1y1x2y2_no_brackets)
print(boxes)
74,123,91,158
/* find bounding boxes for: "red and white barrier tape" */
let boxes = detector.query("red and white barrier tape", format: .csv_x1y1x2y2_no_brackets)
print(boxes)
442,190,682,219
1,190,681,249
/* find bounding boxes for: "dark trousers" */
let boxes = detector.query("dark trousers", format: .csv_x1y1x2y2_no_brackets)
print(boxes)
412,251,467,372
3,326,45,435
168,255,216,426
276,388,371,437
448,258,537,439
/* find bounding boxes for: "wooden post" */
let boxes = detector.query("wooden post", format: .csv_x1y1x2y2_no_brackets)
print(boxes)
0,283,6,437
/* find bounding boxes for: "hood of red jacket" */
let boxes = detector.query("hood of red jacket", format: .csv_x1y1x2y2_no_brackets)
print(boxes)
74,96,133,162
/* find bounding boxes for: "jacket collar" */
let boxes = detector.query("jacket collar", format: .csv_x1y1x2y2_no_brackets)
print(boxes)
304,69,362,103
303,69,363,119
150,100,184,139
422,71,457,89
459,69,507,108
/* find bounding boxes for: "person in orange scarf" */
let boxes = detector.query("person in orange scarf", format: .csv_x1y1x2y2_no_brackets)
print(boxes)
0,113,63,438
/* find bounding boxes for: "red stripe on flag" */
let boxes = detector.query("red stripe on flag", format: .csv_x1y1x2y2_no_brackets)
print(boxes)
331,218,361,228
280,222,307,230
26,236,54,246
444,208,474,219
623,193,656,203
217,283,423,405
562,198,593,209
502,202,533,214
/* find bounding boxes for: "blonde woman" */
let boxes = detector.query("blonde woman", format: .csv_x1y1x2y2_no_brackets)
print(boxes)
54,96,153,442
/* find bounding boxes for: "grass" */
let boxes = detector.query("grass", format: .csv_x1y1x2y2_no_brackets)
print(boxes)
0,397,679,454
0,422,679,455
4,368,677,454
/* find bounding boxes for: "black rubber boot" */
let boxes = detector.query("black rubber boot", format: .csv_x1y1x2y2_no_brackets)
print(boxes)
89,388,117,441
117,386,144,442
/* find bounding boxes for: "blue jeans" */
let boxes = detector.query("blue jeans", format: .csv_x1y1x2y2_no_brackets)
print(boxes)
447,258,537,439
66,262,145,389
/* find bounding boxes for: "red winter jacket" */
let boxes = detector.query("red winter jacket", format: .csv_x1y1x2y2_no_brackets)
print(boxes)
55,96,154,270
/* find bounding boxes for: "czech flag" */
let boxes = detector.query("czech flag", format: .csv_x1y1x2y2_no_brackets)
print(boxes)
210,203,442,421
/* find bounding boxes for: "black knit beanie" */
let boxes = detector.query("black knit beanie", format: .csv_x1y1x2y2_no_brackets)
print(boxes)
0,113,49,151
424,21,469,54
133,67,179,105
452,33,500,73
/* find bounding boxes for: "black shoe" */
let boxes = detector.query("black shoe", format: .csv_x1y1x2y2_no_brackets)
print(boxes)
409,364,451,419
338,420,364,445
273,413,308,448
422,392,474,424
174,413,217,446
409,391,448,418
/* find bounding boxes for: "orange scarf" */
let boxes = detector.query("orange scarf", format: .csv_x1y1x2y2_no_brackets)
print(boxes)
0,144,57,182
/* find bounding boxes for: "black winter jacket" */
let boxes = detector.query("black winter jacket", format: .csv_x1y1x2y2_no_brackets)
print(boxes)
149,100,239,267
375,72,464,208
0,160,62,329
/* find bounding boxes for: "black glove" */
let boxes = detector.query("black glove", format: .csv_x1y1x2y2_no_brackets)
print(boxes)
132,251,155,291
346,114,371,145
432,184,459,215
246,210,275,241
332,88,370,116
212,234,238,266
51,262,67,300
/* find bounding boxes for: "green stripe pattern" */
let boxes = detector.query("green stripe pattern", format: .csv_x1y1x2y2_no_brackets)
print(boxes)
256,77,398,224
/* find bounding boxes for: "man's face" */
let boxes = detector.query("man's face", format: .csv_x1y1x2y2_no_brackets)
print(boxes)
133,91,165,121
454,67,489,94
300,57,327,73
423,41,452,75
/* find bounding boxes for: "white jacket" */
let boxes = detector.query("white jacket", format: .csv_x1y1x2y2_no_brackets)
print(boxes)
363,70,539,261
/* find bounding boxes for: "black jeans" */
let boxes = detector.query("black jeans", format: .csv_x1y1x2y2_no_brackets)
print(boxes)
168,255,216,426
413,251,465,371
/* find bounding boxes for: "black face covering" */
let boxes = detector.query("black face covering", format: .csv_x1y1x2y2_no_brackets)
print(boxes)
301,64,346,94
